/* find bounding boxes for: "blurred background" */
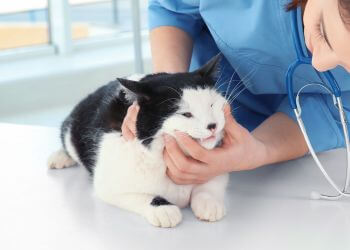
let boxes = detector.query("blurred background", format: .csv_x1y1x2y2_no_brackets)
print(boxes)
0,0,151,127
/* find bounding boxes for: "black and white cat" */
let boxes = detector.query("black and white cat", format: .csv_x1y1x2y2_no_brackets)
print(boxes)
48,55,229,228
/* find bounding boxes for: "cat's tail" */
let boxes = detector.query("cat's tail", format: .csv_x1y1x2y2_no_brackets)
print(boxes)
48,148,77,169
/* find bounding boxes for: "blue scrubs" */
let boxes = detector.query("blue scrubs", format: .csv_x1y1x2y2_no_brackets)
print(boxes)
148,0,350,152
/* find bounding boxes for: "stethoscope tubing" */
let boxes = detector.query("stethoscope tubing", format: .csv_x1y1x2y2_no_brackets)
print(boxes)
294,106,350,200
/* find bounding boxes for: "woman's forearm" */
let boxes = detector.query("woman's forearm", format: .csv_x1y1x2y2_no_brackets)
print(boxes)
150,26,193,73
251,112,309,168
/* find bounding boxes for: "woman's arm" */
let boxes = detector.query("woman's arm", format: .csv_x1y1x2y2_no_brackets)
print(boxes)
150,26,193,73
251,112,309,166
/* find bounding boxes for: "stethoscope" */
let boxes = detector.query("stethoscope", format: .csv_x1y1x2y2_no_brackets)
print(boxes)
286,8,350,200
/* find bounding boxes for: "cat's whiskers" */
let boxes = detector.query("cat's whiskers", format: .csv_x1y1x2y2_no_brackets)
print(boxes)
216,81,241,98
226,80,245,98
215,77,240,93
227,81,255,106
216,67,246,98
215,80,230,94
229,67,256,93
221,56,250,96
156,98,179,106
214,64,227,87
228,81,255,106
224,72,237,100
228,105,241,118
226,68,257,105
163,86,182,98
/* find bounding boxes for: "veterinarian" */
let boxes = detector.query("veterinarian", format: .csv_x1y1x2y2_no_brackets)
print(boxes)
122,0,350,185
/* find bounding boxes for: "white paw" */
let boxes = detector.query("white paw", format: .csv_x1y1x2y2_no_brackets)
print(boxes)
48,149,76,169
145,205,182,228
191,193,226,222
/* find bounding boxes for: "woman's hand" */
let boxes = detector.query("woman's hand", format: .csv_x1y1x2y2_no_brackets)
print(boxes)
121,101,139,140
163,104,269,185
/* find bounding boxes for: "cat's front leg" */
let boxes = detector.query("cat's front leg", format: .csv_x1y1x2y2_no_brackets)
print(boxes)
103,193,182,228
191,174,229,222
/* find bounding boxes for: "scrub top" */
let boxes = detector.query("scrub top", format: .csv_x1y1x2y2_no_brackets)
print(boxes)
148,0,350,153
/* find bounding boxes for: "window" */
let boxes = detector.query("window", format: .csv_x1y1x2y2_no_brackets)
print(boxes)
69,0,148,41
0,0,49,50
0,0,148,72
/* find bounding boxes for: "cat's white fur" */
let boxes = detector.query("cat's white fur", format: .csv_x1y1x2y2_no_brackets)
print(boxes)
49,87,229,228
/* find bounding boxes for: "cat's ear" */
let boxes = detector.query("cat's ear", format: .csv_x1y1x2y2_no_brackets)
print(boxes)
118,78,151,101
196,53,221,79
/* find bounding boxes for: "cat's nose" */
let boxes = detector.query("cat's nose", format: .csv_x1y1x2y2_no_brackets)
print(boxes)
207,123,217,132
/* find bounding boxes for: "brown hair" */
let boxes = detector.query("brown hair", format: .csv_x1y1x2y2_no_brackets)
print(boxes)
286,0,350,28
339,0,350,25
285,0,307,11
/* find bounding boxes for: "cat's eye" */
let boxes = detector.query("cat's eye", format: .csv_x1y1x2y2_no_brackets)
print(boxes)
182,112,193,118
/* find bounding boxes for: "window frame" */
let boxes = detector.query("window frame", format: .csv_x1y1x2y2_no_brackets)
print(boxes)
0,0,144,73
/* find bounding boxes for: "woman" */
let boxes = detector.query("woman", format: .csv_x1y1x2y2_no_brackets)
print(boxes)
122,0,350,185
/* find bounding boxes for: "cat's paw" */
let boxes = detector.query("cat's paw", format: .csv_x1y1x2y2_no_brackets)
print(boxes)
145,205,182,228
191,193,226,222
48,149,76,169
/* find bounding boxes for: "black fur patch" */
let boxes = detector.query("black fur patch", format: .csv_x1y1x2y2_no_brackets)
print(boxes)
60,81,128,174
150,196,172,206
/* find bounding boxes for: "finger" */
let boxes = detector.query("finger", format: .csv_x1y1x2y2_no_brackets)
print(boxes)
223,104,239,127
122,104,137,140
128,103,140,133
129,102,139,122
164,148,211,185
127,103,137,120
125,115,136,135
166,168,202,185
125,102,140,122
164,150,198,184
121,122,135,141
174,131,211,163
221,132,232,147
163,134,202,174
223,104,243,139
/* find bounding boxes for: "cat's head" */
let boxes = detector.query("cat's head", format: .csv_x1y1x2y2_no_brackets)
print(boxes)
118,54,227,150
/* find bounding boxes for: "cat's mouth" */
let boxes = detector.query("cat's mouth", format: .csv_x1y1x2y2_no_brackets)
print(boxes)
195,135,216,143
201,135,216,142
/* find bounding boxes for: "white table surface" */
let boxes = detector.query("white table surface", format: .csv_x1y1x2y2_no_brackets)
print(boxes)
1,123,350,250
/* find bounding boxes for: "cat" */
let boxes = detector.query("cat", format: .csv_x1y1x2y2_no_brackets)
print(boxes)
48,54,229,228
